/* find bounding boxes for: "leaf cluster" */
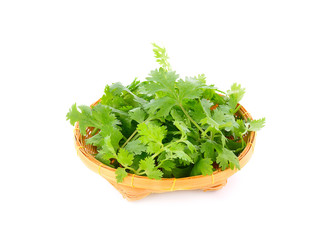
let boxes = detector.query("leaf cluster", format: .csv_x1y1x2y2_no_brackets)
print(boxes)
67,44,265,182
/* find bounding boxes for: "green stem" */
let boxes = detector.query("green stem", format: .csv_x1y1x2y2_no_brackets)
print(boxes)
91,127,99,136
121,129,138,148
156,160,172,169
218,122,232,129
124,165,138,174
233,134,246,153
151,139,184,161
179,104,208,137
131,133,140,142
240,134,246,148
120,117,152,148
233,104,241,114
134,166,145,175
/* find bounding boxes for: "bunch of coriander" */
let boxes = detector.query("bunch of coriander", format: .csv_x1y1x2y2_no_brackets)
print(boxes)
67,44,265,182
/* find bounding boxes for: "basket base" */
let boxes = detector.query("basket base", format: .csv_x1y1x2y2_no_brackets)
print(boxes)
201,180,227,192
108,180,151,201
107,179,228,200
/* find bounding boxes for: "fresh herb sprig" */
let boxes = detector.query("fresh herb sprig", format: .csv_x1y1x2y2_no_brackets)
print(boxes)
67,43,265,182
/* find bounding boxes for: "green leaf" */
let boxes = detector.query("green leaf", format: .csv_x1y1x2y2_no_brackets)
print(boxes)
186,100,207,123
232,119,247,138
201,140,217,159
66,104,96,135
173,150,193,164
227,83,245,110
101,82,126,106
200,108,234,133
101,82,147,107
226,139,243,151
152,43,171,71
191,158,213,176
181,139,197,153
248,118,266,131
172,166,193,178
85,133,104,148
147,169,163,180
176,77,204,101
115,167,128,183
144,69,178,99
146,142,162,154
166,142,193,164
196,74,207,83
66,103,80,126
117,148,134,166
139,157,163,180
173,120,190,138
159,160,176,171
125,139,147,155
128,108,146,123
127,77,140,92
170,109,185,122
139,157,154,171
145,97,177,118
200,99,213,117
108,106,133,135
138,122,167,145
66,103,122,137
96,136,117,161
102,128,123,152
216,148,240,170
92,104,121,128
202,84,226,105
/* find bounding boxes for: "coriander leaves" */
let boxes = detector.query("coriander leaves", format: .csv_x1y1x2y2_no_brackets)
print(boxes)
67,43,265,183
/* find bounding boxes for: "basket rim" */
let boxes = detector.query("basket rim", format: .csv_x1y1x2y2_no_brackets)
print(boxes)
73,100,256,191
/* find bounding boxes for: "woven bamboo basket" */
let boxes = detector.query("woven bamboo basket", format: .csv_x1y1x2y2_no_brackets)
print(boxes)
73,100,256,201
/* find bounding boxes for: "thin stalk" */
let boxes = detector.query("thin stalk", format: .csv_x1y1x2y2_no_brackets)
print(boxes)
121,129,138,148
179,104,208,136
240,134,246,148
125,166,138,173
120,117,152,148
233,105,242,114
91,127,99,136
131,133,140,142
233,134,246,153
151,139,184,161
218,122,233,129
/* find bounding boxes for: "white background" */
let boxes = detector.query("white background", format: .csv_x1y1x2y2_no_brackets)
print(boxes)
1,0,328,239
